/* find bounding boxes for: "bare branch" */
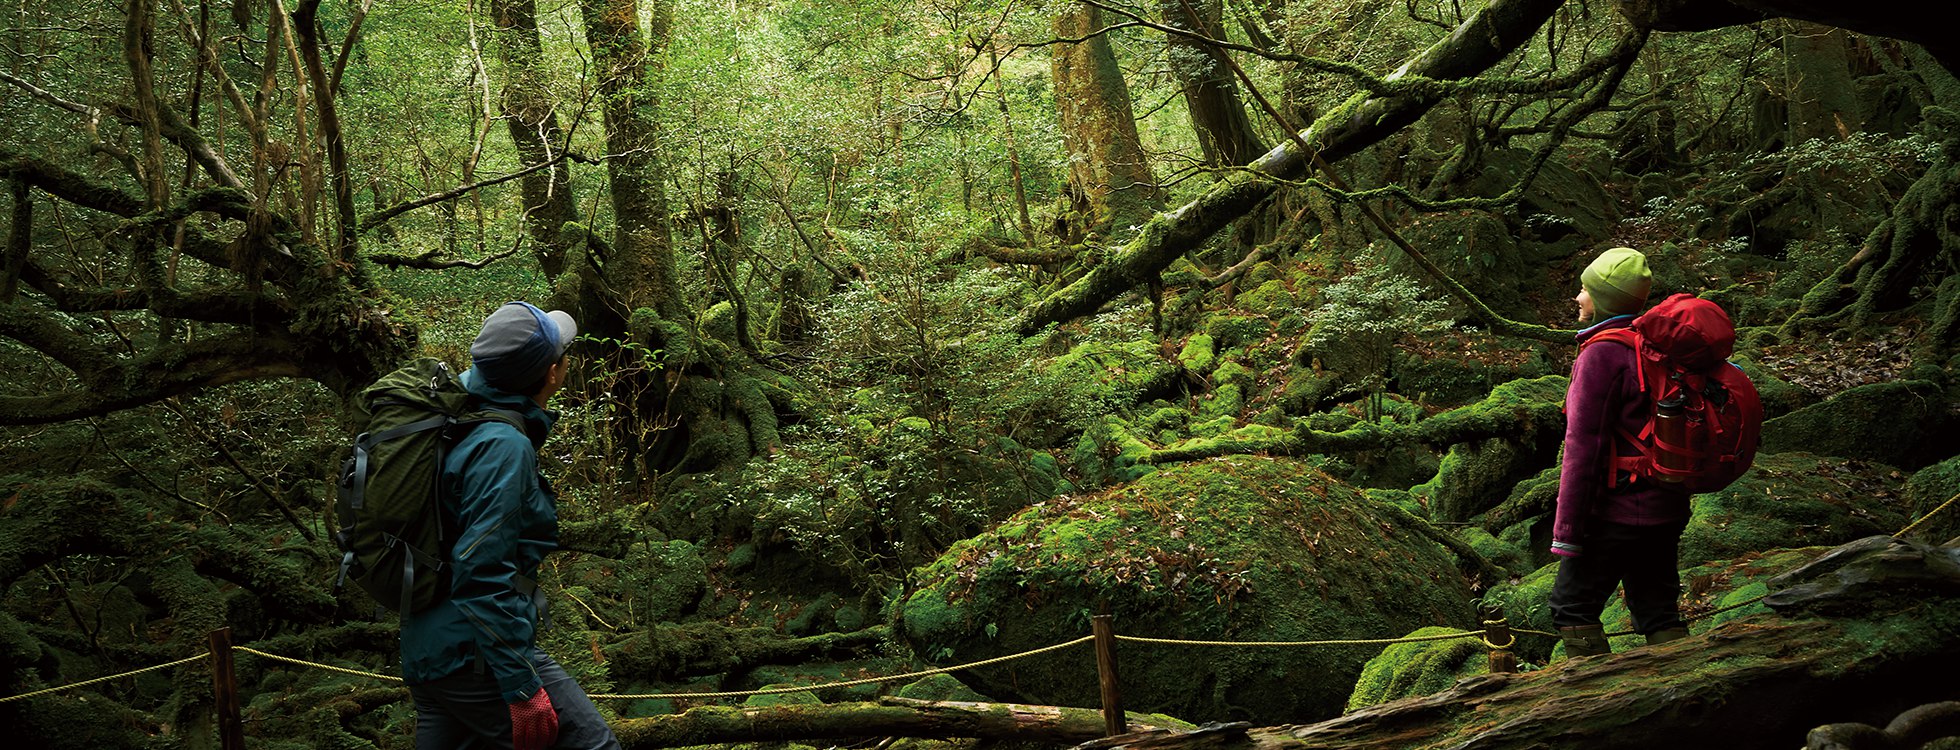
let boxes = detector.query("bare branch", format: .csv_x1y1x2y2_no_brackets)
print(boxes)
369,245,522,270
0,69,93,114
357,153,575,233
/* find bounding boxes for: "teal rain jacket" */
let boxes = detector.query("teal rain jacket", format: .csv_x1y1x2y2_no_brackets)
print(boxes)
400,368,559,703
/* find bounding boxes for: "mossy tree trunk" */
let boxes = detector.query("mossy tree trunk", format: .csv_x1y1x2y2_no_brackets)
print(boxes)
489,0,579,279
1778,20,1864,147
566,0,793,474
1161,0,1265,170
1053,2,1166,245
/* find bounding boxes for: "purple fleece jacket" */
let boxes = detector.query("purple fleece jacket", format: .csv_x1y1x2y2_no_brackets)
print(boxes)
1550,315,1691,557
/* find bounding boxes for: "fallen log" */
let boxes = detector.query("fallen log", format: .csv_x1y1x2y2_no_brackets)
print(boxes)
1073,536,1960,750
613,697,1193,749
604,623,890,682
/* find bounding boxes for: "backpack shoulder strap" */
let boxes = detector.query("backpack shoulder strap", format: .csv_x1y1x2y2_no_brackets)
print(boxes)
1579,326,1639,352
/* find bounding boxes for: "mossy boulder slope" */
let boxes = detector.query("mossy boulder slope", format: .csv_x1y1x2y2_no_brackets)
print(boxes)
1681,452,1911,567
898,456,1474,724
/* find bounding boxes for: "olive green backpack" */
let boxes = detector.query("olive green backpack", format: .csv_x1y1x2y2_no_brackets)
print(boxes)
333,358,523,614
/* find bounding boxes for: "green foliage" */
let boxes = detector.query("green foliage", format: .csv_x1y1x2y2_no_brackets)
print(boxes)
1306,259,1453,421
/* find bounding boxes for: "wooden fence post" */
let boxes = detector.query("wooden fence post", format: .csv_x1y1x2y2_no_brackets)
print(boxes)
209,628,245,750
1091,613,1127,736
1483,607,1516,674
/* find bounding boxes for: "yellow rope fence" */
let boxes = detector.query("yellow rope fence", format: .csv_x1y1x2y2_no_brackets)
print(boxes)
2,627,1504,705
1113,630,1482,648
0,653,208,704
587,635,1094,700
232,646,404,683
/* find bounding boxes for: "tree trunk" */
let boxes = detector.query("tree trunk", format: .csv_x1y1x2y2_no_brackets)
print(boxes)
1076,536,1960,750
489,0,579,279
1160,0,1265,169
1012,0,1567,336
614,698,1190,749
578,0,686,327
1052,2,1164,245
1779,20,1862,146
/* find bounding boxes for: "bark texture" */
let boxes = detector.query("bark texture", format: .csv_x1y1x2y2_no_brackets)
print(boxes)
490,0,580,279
615,698,1189,749
1161,0,1265,169
1053,2,1165,244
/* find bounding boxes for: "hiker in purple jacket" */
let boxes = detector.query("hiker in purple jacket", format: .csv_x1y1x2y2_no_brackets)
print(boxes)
1549,247,1691,657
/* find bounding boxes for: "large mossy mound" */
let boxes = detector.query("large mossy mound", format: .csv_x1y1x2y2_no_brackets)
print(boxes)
898,456,1474,724
1761,380,1953,469
1681,452,1911,567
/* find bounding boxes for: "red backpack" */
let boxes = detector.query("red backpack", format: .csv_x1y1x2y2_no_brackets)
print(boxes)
1581,294,1763,494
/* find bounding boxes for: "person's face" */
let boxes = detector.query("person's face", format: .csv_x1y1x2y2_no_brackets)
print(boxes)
534,356,569,407
1575,287,1595,323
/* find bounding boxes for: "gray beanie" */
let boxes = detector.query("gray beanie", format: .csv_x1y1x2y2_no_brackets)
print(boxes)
470,301,577,391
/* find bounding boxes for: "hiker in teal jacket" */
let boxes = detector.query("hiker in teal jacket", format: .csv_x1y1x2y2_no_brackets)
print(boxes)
401,301,619,750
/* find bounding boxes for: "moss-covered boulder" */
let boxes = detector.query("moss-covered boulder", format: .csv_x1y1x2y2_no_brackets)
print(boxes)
1344,626,1486,711
1761,380,1952,469
898,456,1475,724
1681,453,1911,566
1070,415,1158,487
1410,376,1569,523
1903,456,1960,544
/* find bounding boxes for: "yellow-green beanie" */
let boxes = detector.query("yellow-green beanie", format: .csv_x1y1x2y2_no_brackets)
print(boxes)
1580,247,1652,316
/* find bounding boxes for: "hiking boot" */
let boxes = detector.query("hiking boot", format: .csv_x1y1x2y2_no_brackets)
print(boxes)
1645,626,1688,645
1559,625,1611,658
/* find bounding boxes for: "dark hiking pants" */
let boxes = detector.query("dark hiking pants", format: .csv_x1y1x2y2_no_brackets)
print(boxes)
409,649,620,750
1548,519,1688,634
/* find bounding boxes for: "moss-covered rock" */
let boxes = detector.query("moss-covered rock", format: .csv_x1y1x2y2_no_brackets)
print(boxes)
1070,415,1158,487
898,456,1475,724
1049,340,1181,407
1458,526,1533,578
894,673,990,702
1902,456,1960,544
742,683,825,707
1682,453,1911,567
1206,315,1270,350
1761,380,1952,469
1178,334,1217,376
1408,376,1569,523
1344,626,1486,712
1392,337,1558,410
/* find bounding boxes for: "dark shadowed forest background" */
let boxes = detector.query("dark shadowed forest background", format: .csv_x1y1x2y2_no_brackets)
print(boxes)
5,0,1960,748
